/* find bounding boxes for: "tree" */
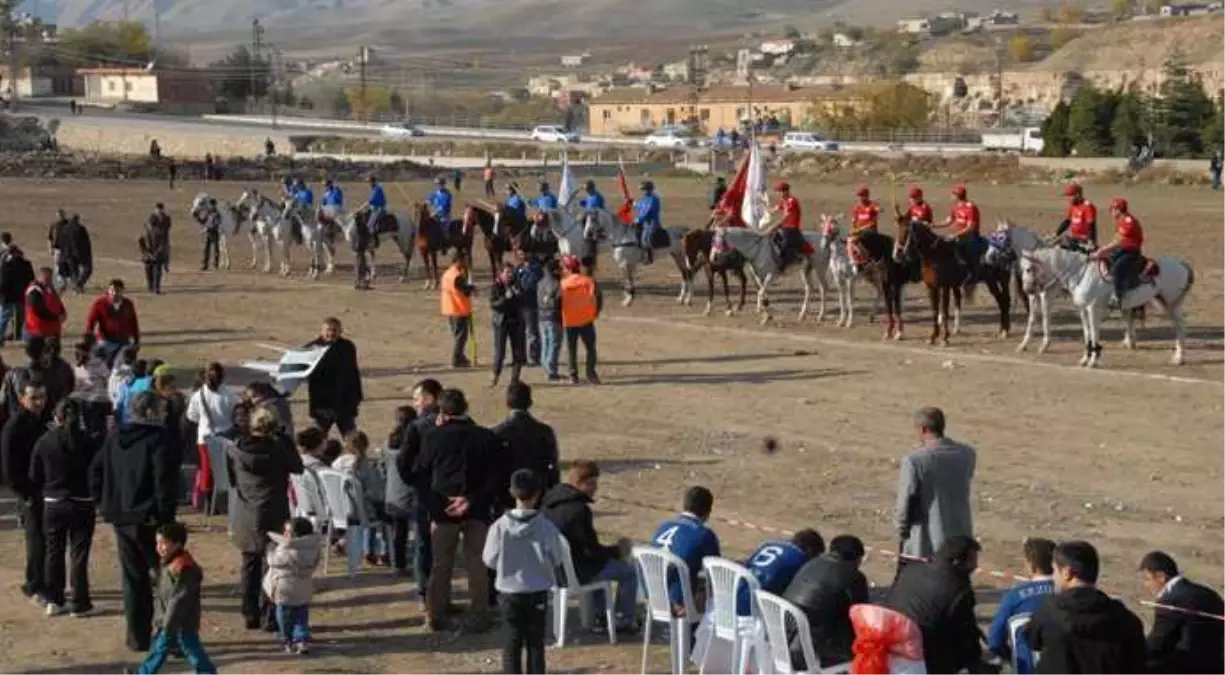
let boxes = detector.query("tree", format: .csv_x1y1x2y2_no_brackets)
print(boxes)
389,90,406,118
345,84,392,120
209,45,269,103
1039,4,1056,22
1111,0,1132,20
1009,34,1036,62
1067,83,1115,155
812,82,934,131
329,87,351,118
1055,1,1085,23
782,24,802,40
1202,94,1224,152
1154,51,1215,157
1041,100,1072,157
1110,88,1148,156
57,20,153,66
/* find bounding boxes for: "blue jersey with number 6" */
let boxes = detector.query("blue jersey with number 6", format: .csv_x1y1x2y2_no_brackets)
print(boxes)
652,513,720,606
737,540,808,615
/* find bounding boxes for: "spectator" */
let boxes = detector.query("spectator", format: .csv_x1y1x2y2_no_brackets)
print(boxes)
1,336,53,423
243,382,294,437
55,215,84,293
1138,550,1224,674
303,317,363,435
296,427,328,473
0,243,34,346
1211,151,1222,191
986,538,1056,673
885,535,985,675
113,359,150,426
263,517,322,655
781,534,870,669
541,460,638,631
152,366,189,462
395,378,443,602
85,279,140,362
24,266,66,341
1,380,50,604
1026,540,1145,674
894,406,975,567
109,344,140,402
483,162,496,198
483,469,566,675
384,406,418,576
320,438,342,465
43,337,76,414
30,399,100,617
559,255,602,385
489,262,526,387
738,529,825,615
70,340,111,440
651,485,720,614
514,250,542,366
62,214,92,292
492,382,559,493
185,363,236,510
90,391,179,652
147,202,173,275
535,257,563,381
134,522,216,674
138,228,166,295
440,252,475,368
414,388,499,632
226,405,304,631
332,430,388,566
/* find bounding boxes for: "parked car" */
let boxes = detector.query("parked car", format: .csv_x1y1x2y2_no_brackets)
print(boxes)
644,128,697,149
530,125,580,143
780,131,839,152
380,122,424,138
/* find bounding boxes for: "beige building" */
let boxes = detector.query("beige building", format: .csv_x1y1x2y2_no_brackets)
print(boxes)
79,68,216,112
588,84,860,136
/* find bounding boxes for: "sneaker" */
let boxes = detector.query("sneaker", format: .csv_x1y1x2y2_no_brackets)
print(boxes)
568,375,580,385
45,603,65,617
294,641,311,655
28,593,48,608
586,374,601,385
283,642,294,654
69,605,94,618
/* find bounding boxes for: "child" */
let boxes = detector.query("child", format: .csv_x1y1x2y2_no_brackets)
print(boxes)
332,430,389,565
71,339,111,440
482,469,566,675
383,406,417,575
136,522,216,674
263,517,322,654
108,345,140,405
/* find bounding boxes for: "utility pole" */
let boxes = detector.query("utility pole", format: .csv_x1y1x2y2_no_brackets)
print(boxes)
994,38,1005,128
357,45,369,125
153,0,160,49
251,18,264,110
0,0,17,111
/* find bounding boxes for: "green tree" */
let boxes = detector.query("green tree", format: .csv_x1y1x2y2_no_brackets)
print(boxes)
58,20,154,66
330,87,351,118
1049,27,1081,50
1110,88,1148,156
782,24,802,40
1111,0,1132,19
209,45,269,102
1202,93,1224,152
812,82,934,131
1067,83,1117,155
1055,1,1085,23
1009,34,1036,62
1153,51,1215,157
389,90,406,117
1041,100,1072,156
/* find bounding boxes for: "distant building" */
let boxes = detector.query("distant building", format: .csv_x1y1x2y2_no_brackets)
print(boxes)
897,18,932,34
759,38,796,55
832,33,861,48
0,66,77,97
78,67,215,113
662,60,691,82
561,52,591,68
1160,3,1216,15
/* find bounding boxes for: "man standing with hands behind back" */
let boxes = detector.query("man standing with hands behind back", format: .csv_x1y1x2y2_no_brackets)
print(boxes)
304,317,362,436
893,406,975,574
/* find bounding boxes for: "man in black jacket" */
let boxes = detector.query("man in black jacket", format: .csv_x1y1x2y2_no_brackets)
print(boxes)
782,534,870,669
304,317,362,435
540,459,637,631
0,336,52,424
492,382,559,493
68,215,92,292
1026,540,1145,674
90,391,180,652
489,262,526,387
1,380,49,603
414,388,499,632
0,239,34,346
394,378,442,601
1138,550,1222,674
885,535,986,675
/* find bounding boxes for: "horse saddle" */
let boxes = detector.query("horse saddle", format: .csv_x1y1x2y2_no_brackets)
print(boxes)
374,213,398,235
1100,256,1159,291
649,227,671,249
1057,237,1095,255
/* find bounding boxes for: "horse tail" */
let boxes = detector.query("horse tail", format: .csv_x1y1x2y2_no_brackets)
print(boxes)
1167,261,1195,309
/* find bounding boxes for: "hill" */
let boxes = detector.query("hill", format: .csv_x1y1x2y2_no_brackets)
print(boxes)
1035,15,1224,73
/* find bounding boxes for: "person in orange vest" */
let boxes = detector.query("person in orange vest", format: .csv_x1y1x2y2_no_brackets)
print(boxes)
1094,198,1146,304
559,255,602,385
24,266,65,342
439,252,476,368
847,185,881,270
1053,183,1098,252
767,180,805,269
906,186,933,224
935,184,983,282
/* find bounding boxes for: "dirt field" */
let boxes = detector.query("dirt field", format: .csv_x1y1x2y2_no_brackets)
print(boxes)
0,176,1220,674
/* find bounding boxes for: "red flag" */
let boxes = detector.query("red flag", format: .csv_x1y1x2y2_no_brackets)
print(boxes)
616,163,634,224
714,152,751,227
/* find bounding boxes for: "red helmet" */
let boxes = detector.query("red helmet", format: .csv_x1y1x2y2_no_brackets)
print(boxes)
774,180,791,192
1110,197,1128,212
856,185,870,198
1063,183,1083,198
951,184,967,200
908,185,923,200
560,255,581,274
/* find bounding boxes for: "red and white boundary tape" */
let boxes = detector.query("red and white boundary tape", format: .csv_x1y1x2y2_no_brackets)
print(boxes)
1140,601,1225,622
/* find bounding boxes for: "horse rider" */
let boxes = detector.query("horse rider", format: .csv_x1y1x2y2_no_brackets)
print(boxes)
505,183,527,221
428,176,454,239
1093,198,1146,306
280,174,295,202
292,178,314,211
767,180,804,269
906,185,933,224
1053,183,1098,252
935,184,983,282
633,180,662,264
847,185,881,271
319,178,344,236
362,175,388,234
709,176,728,211
581,179,605,212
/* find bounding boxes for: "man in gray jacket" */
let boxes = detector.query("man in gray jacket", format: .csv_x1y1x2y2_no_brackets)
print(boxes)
893,407,975,570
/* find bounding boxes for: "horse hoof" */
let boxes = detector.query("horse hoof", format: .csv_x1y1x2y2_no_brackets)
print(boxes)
1121,340,1134,350
724,309,735,317
621,297,633,308
1172,354,1185,366
998,330,1009,340
1016,343,1028,353
941,339,950,348
1037,343,1050,355
701,306,711,317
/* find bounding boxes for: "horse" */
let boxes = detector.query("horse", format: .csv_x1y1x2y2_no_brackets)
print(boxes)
413,202,473,289
188,193,244,270
679,226,749,316
587,209,688,307
1019,247,1194,367
818,215,874,328
984,220,1055,353
710,225,828,325
234,190,287,274
537,207,586,266
852,227,917,340
341,207,416,284
465,204,520,279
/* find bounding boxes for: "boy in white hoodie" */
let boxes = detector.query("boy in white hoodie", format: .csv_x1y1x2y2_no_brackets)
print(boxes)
483,469,565,674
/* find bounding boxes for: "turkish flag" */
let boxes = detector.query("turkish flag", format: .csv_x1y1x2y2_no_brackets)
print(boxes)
616,164,634,224
713,152,750,227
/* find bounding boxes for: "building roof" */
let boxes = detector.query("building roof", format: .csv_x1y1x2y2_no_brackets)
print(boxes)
591,84,851,106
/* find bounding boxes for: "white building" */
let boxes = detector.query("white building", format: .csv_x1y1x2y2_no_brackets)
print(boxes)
832,33,861,48
759,38,796,55
897,18,931,34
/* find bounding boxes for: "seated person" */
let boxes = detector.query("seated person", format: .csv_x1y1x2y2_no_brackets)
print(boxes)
782,535,870,669
651,486,719,615
986,538,1056,673
737,529,825,616
1139,550,1225,674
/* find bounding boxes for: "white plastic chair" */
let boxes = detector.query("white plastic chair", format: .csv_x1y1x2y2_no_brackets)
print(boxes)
239,344,330,397
290,467,333,567
552,536,616,647
1007,613,1033,674
698,556,766,675
633,545,701,675
317,468,369,580
756,590,851,674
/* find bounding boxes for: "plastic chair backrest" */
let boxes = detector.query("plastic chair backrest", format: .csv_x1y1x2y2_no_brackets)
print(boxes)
704,556,761,636
757,589,817,674
317,468,368,529
556,534,580,588
290,468,328,520
632,545,696,621
1008,613,1033,673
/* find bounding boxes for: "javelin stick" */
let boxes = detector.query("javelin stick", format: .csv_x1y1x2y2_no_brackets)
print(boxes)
467,266,479,367
1141,600,1225,621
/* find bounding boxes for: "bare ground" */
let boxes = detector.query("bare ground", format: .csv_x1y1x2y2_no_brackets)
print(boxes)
0,177,1220,674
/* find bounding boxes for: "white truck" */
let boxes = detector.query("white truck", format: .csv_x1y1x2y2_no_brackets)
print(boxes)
980,127,1044,155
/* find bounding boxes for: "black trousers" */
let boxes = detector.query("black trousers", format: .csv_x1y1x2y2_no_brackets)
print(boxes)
564,323,598,379
19,498,45,598
201,230,220,269
144,263,163,294
240,550,272,625
448,316,471,366
75,262,93,291
43,500,96,610
114,523,158,651
492,321,526,382
502,591,549,674
311,409,357,437
519,306,540,364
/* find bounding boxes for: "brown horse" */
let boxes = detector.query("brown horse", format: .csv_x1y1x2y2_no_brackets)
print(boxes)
464,203,529,279
680,226,748,316
414,202,474,289
894,215,968,346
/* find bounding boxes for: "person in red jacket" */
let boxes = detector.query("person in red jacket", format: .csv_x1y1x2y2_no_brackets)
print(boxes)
1054,183,1098,251
906,186,933,224
1094,198,1146,304
936,185,983,282
768,181,805,269
24,266,65,342
847,185,881,269
85,278,140,364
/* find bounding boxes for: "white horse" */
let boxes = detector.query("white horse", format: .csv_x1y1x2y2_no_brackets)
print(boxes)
339,208,417,283
278,201,339,279
712,225,829,325
984,219,1054,353
584,209,688,307
1019,247,1194,367
819,215,863,327
235,190,287,274
542,206,589,261
188,193,244,270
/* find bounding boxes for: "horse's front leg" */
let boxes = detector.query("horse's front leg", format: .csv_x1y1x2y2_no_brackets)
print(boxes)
248,232,259,269
797,271,812,322
927,285,941,345
951,286,962,336
324,242,336,274
1018,292,1038,352
219,234,230,270
1077,307,1092,366
845,277,856,328
734,267,747,315
1038,291,1052,354
757,273,773,324
261,238,273,274
702,265,715,316
1121,308,1137,350
813,267,827,325
1085,303,1104,368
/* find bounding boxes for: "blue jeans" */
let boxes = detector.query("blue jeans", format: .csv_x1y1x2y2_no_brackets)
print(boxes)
98,338,129,365
539,320,561,378
0,302,22,344
137,631,216,674
640,221,659,249
591,559,638,624
276,605,311,643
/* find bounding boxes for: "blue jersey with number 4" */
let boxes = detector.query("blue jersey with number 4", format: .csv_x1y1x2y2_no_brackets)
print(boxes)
737,540,808,615
652,514,720,606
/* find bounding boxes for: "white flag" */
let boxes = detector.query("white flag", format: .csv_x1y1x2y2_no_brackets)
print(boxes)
741,141,770,230
557,154,580,209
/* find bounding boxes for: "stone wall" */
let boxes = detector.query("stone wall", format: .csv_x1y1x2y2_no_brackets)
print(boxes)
53,121,282,159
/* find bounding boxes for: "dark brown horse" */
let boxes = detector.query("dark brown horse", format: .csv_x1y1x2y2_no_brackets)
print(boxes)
853,226,919,340
893,216,964,346
414,202,474,289
680,227,748,316
464,203,529,279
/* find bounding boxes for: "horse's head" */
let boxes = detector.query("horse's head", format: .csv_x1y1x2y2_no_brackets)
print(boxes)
709,226,734,265
983,225,1014,267
581,210,602,241
1018,250,1052,295
893,213,916,263
190,193,209,218
820,214,840,243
